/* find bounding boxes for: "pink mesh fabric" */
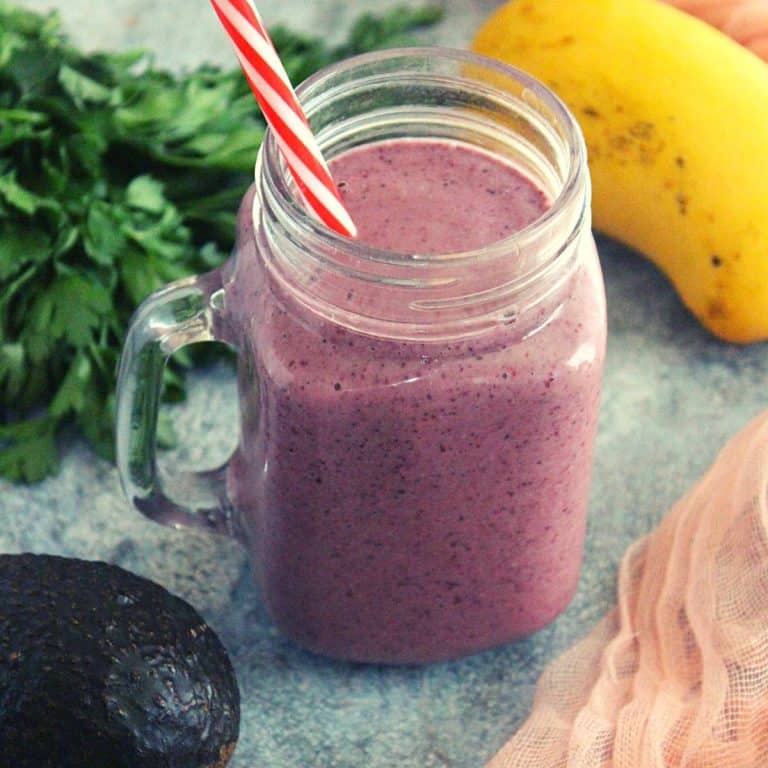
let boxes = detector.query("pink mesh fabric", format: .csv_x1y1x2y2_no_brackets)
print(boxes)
663,0,768,60
487,410,768,767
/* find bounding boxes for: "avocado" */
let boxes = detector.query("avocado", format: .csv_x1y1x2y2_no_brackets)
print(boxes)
0,553,239,768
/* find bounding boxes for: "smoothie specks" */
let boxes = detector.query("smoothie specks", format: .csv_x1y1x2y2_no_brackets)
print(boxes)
235,139,604,663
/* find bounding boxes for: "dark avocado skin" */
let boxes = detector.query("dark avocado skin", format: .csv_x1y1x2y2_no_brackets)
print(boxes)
0,553,239,768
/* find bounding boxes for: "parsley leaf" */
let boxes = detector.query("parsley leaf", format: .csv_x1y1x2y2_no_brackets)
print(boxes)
0,415,59,483
0,1,442,482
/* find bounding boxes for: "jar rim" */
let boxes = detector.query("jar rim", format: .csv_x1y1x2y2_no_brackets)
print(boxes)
256,46,588,268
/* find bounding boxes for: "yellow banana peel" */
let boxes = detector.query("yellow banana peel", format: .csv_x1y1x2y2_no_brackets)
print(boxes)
473,0,768,343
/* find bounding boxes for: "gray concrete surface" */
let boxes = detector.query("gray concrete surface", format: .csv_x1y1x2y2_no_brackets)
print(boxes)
4,1,768,766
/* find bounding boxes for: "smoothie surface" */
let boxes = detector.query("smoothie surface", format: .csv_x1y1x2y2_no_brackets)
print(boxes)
330,139,550,254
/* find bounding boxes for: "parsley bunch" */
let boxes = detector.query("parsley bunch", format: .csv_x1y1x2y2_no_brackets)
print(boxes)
0,2,442,482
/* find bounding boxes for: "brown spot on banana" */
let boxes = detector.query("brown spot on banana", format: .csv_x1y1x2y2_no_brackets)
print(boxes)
707,299,727,319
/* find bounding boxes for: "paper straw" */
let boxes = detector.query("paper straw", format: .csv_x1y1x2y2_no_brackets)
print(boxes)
210,0,357,237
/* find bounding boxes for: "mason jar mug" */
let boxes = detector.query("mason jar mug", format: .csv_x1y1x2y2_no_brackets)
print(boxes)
116,48,607,664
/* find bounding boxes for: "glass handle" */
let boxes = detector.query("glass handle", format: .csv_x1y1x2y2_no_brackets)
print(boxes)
115,269,240,538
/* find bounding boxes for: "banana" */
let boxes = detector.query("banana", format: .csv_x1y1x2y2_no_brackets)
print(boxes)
473,0,768,343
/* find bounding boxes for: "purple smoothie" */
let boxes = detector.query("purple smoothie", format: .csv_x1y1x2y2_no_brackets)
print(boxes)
226,139,606,664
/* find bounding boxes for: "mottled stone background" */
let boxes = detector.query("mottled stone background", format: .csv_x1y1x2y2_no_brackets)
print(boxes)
4,1,768,765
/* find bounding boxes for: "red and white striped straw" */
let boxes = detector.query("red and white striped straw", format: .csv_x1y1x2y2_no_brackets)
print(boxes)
210,0,357,237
